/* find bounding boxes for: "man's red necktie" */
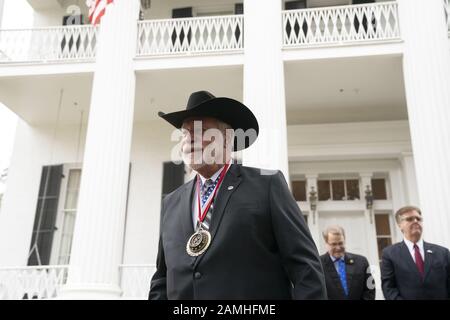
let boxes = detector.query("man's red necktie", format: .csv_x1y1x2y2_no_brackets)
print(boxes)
414,244,424,278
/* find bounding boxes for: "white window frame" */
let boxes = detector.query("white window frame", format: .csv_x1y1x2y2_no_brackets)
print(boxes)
371,174,390,200
318,176,361,201
49,163,82,266
374,211,395,263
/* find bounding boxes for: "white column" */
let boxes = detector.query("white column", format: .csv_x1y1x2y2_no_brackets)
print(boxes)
388,169,406,242
397,0,450,248
242,0,289,180
359,172,382,299
399,152,419,207
306,174,320,246
61,0,140,298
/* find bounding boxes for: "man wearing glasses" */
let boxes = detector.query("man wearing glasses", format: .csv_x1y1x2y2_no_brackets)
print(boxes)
381,206,450,299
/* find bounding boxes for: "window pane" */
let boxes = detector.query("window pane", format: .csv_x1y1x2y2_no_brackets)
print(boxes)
58,211,76,265
67,170,81,189
346,179,360,200
377,237,392,261
318,180,331,201
375,214,391,236
332,180,345,200
58,169,81,265
372,179,387,200
292,181,306,201
65,170,81,210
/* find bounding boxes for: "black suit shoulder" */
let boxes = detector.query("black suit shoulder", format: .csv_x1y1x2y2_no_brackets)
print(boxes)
425,242,450,254
383,241,449,257
238,165,280,181
346,252,370,264
382,241,403,257
320,252,369,266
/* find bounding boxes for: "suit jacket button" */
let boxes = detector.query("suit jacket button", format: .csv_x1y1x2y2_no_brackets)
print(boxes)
194,272,202,279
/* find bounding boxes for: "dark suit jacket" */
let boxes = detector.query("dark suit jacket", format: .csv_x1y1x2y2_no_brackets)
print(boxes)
320,252,375,300
149,165,327,300
381,241,450,300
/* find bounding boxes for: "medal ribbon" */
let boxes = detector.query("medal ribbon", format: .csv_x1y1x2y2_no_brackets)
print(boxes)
196,163,231,224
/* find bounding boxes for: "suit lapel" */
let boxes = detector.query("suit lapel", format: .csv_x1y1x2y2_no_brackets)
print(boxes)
324,255,347,298
400,241,422,279
423,242,433,280
344,254,355,296
180,178,196,240
193,164,242,268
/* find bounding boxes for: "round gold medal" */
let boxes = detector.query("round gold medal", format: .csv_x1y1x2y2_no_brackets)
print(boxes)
186,229,211,257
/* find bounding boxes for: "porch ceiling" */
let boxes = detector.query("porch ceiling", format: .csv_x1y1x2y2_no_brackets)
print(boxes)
27,0,63,10
134,65,243,123
285,55,408,125
0,73,93,126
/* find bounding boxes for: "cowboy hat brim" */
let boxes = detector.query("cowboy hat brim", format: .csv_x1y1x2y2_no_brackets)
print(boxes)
158,97,259,151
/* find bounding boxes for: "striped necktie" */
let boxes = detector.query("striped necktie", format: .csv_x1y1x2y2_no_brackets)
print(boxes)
199,177,218,230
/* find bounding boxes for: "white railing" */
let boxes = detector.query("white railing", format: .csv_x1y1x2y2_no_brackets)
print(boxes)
283,2,400,47
0,265,68,300
0,25,98,64
119,264,155,299
137,15,243,56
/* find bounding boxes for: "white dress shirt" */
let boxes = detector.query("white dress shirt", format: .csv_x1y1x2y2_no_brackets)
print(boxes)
329,254,345,272
191,164,231,229
404,237,425,262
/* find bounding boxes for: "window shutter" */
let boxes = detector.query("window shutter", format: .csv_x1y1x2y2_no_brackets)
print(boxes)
62,15,84,26
235,3,243,14
28,165,63,266
61,15,84,53
285,0,307,10
172,7,193,18
352,0,375,4
161,162,185,199
171,7,193,46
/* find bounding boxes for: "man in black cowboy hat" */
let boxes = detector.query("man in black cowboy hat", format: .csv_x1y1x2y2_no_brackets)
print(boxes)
149,91,327,300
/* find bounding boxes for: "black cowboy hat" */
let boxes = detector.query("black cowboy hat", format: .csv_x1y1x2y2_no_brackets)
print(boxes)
158,91,259,151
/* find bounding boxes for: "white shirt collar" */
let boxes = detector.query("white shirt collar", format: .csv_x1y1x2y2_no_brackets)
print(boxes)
196,164,231,185
404,237,425,261
404,237,423,251
329,253,345,262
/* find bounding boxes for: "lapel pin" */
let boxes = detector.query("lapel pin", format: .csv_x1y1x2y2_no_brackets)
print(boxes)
227,186,234,190
427,250,433,254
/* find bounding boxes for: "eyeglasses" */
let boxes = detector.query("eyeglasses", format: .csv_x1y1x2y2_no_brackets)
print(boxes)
401,216,423,223
327,242,345,248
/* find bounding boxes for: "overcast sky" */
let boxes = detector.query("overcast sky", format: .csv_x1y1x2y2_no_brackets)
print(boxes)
0,1,34,190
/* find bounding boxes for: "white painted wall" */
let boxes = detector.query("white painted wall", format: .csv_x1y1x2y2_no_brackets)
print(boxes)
287,120,412,161
144,0,396,20
288,120,411,148
1,0,33,29
0,116,181,266
144,0,240,20
122,121,181,265
32,4,89,27
0,0,4,27
0,120,87,266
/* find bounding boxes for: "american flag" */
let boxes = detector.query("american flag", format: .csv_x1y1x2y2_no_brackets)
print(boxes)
86,0,114,25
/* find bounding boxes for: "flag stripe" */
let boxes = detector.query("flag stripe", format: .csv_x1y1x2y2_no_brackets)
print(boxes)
87,0,113,25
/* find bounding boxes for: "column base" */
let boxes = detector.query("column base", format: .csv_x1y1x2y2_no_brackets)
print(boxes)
58,283,122,300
